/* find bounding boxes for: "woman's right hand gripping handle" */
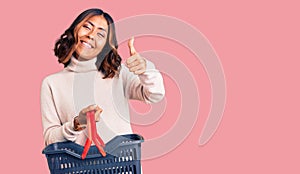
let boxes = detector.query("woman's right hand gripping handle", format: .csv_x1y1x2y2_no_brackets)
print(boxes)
73,104,103,131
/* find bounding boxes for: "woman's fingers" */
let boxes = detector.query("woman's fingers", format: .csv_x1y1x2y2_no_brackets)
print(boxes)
126,37,147,75
127,56,145,67
126,55,146,75
79,104,103,123
94,106,103,122
81,104,98,114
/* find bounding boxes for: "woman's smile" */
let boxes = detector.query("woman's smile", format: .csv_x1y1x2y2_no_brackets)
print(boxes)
79,40,94,49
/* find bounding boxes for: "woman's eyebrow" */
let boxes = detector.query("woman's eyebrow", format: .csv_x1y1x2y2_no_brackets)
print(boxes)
87,21,107,33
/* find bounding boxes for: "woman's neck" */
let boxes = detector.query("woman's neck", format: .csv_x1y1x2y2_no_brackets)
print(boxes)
66,56,98,72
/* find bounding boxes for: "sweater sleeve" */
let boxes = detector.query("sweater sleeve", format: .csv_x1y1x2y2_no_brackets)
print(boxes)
40,77,82,146
123,59,165,103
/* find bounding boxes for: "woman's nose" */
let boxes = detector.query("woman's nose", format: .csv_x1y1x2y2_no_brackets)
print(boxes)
86,30,96,40
87,34,94,40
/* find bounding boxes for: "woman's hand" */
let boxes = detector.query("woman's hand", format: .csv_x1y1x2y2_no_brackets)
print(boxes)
73,104,103,131
126,37,147,75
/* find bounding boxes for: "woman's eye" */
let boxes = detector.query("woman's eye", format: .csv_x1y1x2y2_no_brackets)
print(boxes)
83,25,91,30
98,33,105,38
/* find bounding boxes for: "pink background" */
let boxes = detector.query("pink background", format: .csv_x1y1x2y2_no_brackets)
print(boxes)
1,0,299,173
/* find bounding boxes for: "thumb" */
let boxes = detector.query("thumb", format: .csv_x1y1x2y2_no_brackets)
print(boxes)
128,37,137,56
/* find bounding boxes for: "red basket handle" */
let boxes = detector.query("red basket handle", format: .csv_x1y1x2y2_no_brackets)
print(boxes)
81,111,106,159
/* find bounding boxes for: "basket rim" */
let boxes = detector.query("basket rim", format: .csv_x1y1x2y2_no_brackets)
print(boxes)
42,133,144,159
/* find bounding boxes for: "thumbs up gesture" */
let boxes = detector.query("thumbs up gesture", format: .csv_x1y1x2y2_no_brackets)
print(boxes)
126,37,146,75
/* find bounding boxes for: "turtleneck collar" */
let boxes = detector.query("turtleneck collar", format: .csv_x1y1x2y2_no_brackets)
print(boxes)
65,56,98,73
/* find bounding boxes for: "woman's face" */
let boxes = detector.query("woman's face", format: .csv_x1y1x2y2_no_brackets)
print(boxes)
75,15,108,61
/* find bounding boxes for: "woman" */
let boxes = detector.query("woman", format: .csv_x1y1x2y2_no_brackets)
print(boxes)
40,8,165,146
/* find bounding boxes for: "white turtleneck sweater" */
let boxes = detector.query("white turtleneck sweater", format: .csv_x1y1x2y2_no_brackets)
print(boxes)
40,57,165,146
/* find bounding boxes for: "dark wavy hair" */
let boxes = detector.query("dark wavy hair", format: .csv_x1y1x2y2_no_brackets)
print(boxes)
54,8,121,79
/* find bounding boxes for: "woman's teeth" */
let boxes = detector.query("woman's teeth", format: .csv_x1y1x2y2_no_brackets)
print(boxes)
82,41,92,48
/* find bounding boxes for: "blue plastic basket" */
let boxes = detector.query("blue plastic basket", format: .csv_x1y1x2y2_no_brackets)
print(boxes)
42,134,144,174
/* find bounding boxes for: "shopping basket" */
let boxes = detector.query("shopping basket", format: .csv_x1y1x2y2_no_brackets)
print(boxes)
42,134,144,174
